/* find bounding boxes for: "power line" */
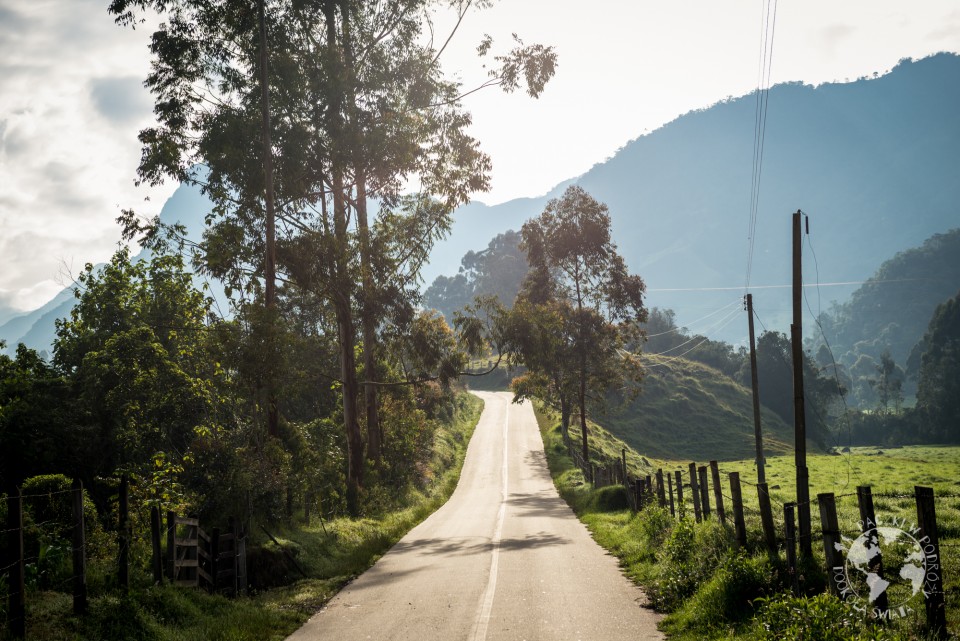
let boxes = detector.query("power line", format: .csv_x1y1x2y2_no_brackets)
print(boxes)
644,298,743,338
744,0,779,293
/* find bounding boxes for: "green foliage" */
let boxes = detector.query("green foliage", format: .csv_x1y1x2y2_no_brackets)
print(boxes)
664,552,775,636
747,592,896,641
0,345,77,488
810,228,960,407
53,248,220,484
916,290,960,441
745,331,842,446
423,230,530,323
506,186,647,454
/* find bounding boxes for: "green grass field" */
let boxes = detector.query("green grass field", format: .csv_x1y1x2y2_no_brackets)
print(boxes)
543,403,959,639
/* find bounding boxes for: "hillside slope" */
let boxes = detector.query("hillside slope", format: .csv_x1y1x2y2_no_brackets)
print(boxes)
597,355,798,462
425,54,960,341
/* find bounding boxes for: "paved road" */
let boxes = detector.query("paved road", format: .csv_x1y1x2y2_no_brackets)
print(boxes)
286,391,663,641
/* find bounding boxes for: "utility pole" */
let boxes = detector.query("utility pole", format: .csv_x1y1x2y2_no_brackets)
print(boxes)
745,293,765,484
791,210,812,557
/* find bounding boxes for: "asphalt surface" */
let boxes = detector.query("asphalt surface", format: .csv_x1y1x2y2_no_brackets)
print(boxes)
286,391,664,641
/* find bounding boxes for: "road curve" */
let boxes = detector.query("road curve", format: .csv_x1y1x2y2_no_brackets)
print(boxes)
286,391,663,641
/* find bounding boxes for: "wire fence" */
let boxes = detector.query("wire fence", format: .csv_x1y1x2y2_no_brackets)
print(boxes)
1,478,249,639
566,449,954,636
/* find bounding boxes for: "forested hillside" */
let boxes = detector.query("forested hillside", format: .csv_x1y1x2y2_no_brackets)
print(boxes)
809,228,960,407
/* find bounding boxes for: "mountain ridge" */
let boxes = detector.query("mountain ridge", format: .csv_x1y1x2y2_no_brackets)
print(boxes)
5,53,959,354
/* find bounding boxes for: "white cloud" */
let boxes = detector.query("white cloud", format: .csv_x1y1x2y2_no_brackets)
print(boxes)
0,0,175,311
0,0,959,312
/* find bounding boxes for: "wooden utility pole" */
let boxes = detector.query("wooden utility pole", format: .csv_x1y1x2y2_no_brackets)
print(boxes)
791,210,812,557
745,293,766,484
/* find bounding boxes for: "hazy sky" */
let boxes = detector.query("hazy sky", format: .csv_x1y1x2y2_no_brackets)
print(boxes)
1,0,959,312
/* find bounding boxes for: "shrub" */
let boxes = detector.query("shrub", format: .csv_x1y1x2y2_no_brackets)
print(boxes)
748,592,897,641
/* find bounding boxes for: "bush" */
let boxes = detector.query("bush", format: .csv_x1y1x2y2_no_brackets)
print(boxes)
664,552,775,635
648,518,734,612
593,485,630,511
748,592,897,641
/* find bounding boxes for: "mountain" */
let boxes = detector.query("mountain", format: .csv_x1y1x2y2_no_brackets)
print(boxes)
0,181,214,355
9,54,960,355
424,54,960,344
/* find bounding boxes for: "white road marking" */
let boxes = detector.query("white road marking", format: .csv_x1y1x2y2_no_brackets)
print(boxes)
469,401,509,641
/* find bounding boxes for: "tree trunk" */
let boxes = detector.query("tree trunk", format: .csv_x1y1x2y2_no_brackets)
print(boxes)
357,186,382,461
579,374,589,469
559,394,570,441
257,0,279,438
338,0,381,461
324,0,363,515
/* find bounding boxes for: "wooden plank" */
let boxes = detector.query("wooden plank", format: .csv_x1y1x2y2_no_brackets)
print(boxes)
710,461,725,524
176,517,200,527
785,502,799,596
72,479,87,616
674,471,684,518
175,559,200,568
698,465,711,519
729,472,747,548
150,507,163,584
8,487,26,638
688,463,701,522
757,482,777,555
817,493,844,596
915,486,947,638
856,486,888,614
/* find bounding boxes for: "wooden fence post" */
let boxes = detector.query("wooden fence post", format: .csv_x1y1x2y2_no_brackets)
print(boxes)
757,482,777,555
785,502,799,596
688,463,702,522
655,469,666,508
635,478,643,510
150,506,163,584
915,486,947,638
667,472,675,518
729,472,747,548
7,488,26,638
710,461,726,524
119,475,129,593
211,527,221,592
698,465,711,520
856,486,888,614
72,479,87,615
817,493,844,596
166,510,176,581
674,470,684,518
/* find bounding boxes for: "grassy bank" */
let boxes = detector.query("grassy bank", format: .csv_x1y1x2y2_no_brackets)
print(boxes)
535,403,958,640
3,393,484,641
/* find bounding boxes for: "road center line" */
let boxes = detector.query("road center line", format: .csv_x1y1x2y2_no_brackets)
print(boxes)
470,400,509,641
